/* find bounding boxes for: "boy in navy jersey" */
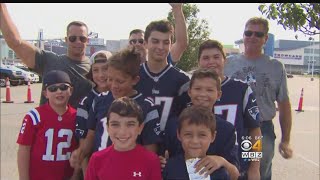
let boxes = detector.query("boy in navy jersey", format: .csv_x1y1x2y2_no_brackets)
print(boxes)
134,19,190,155
198,40,261,179
163,106,230,180
70,50,112,175
80,48,161,162
17,70,79,180
85,97,162,180
164,69,240,179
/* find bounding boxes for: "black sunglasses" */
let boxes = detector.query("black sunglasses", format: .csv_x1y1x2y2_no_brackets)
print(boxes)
129,39,144,45
68,36,88,43
244,30,265,38
47,84,70,92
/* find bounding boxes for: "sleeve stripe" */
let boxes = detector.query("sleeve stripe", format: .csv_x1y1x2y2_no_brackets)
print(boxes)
243,86,253,112
144,98,154,106
27,109,40,125
77,108,89,120
178,81,190,96
144,109,160,124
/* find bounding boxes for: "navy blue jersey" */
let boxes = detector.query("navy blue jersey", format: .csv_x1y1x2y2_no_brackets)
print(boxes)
75,88,100,140
163,154,230,180
163,112,239,169
135,63,190,132
87,92,161,152
214,77,260,171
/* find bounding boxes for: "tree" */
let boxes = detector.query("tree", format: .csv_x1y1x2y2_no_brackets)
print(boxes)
258,3,320,36
168,3,210,72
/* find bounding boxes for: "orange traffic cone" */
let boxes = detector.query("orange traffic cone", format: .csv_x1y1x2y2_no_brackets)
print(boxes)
24,79,34,103
295,88,304,112
2,77,14,103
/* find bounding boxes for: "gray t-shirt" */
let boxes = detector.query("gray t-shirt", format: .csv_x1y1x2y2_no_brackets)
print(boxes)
225,54,289,121
32,50,93,108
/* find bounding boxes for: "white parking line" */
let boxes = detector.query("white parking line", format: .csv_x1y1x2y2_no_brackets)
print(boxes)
296,153,319,167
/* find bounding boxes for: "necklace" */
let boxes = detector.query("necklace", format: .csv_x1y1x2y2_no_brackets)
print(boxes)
58,115,62,121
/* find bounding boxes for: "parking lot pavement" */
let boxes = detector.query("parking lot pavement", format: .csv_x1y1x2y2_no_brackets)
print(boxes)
1,77,319,180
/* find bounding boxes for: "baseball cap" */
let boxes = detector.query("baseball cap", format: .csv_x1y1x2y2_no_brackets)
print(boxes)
43,70,72,88
89,50,112,65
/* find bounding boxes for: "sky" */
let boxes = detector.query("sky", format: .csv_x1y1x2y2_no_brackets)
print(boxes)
4,3,320,46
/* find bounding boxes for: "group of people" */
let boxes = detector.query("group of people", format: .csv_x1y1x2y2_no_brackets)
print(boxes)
0,3,293,180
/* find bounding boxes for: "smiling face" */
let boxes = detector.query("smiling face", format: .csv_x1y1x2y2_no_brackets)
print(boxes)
129,32,146,56
177,119,215,159
44,83,73,107
107,112,144,152
145,31,172,63
106,66,139,99
65,25,88,60
188,77,222,109
198,48,226,78
243,23,268,55
91,62,109,92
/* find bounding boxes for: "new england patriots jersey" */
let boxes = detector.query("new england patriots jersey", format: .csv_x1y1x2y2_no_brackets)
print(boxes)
163,154,230,180
135,63,190,132
75,88,100,140
17,103,77,180
214,77,260,171
214,77,260,143
163,111,239,169
87,92,161,152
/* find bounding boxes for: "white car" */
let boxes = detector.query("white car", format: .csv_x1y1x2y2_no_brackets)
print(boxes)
16,66,41,83
6,65,38,84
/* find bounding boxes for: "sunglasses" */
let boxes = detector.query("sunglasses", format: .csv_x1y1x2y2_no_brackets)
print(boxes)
129,39,144,45
68,36,88,43
244,30,265,38
47,84,70,92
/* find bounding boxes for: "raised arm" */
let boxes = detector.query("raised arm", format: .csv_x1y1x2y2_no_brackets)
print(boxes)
0,3,39,69
169,3,188,63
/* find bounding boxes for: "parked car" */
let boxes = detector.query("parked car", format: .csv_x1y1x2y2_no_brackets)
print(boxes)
0,65,25,86
308,70,320,75
5,65,39,84
286,73,294,78
15,65,41,83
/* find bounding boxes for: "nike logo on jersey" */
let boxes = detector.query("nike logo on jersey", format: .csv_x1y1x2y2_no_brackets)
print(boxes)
252,99,256,103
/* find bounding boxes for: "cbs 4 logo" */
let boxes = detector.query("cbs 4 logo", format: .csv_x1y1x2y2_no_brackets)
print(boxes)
241,139,262,152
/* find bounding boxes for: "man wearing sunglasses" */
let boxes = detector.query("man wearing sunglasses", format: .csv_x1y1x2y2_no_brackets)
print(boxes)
224,17,293,180
0,4,92,108
128,3,188,65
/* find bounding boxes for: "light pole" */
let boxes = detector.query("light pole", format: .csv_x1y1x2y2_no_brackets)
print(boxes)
309,37,315,81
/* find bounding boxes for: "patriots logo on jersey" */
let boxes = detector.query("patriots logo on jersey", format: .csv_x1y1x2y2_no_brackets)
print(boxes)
248,106,259,120
75,129,85,136
245,73,256,87
154,123,161,135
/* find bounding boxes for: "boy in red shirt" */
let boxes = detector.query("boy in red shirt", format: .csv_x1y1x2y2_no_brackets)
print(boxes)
17,70,78,180
85,97,162,180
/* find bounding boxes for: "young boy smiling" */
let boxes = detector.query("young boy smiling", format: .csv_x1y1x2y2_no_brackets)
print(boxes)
17,70,78,180
163,106,230,180
85,97,162,180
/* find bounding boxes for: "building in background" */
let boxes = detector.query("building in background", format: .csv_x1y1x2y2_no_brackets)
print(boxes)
235,33,320,74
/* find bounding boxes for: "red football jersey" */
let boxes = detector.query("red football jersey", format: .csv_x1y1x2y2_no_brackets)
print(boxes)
17,103,77,180
85,144,162,180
